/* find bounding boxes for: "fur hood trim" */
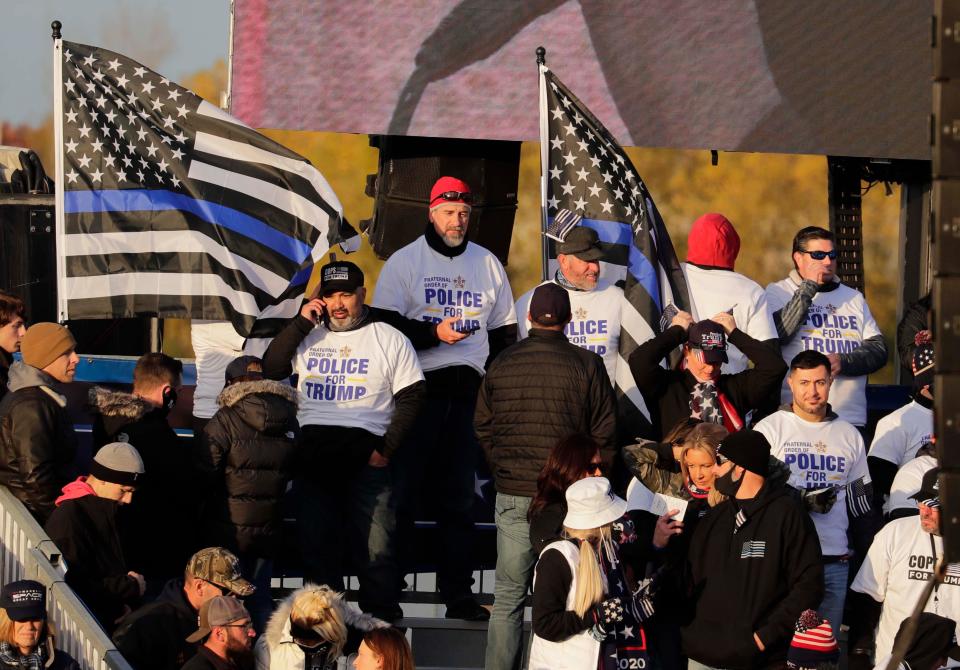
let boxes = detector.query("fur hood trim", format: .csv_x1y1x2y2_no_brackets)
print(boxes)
216,378,298,408
88,385,149,420
261,583,387,651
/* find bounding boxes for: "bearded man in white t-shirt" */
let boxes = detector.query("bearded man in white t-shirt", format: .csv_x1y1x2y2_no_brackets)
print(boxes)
848,468,960,670
765,226,887,427
372,176,517,621
515,225,623,384
755,349,873,634
261,260,426,622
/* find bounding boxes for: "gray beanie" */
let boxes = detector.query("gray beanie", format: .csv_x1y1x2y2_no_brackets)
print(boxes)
90,442,145,486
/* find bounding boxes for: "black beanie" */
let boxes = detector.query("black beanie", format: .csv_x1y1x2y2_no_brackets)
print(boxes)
717,430,770,476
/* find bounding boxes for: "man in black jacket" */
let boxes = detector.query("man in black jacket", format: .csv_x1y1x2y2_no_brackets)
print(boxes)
682,430,824,670
182,597,255,670
629,310,787,440
476,282,616,670
0,291,25,403
89,352,194,590
45,442,147,633
0,322,79,522
197,355,299,633
262,260,425,622
112,547,254,670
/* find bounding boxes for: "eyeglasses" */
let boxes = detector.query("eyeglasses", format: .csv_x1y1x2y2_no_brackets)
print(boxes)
431,190,473,204
222,621,254,632
799,249,837,261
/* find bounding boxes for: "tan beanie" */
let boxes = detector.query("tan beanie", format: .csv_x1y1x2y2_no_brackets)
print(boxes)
21,323,76,370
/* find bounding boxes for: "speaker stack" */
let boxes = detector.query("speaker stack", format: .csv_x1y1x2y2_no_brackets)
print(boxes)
360,135,521,264
933,0,960,558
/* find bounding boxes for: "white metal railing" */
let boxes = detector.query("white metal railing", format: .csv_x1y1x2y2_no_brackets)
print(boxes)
0,487,133,670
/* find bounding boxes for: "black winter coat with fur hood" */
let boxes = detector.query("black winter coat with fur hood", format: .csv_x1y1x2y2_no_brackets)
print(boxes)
197,379,299,558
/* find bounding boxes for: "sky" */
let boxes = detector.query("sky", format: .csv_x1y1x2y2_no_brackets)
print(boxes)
0,0,229,126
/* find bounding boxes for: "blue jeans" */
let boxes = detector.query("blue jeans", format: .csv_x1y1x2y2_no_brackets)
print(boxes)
238,555,273,637
391,390,480,604
294,463,399,614
819,560,849,633
484,494,535,670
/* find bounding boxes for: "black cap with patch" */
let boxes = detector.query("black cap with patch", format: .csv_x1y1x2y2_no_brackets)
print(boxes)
319,261,364,296
911,467,941,508
557,226,604,262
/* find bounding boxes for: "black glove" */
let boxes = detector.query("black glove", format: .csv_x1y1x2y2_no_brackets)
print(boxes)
803,487,838,514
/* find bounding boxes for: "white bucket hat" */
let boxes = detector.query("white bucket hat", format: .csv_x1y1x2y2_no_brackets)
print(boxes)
563,477,628,530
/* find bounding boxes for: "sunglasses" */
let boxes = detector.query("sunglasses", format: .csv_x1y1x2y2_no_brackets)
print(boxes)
799,249,837,261
432,190,473,204
587,461,603,474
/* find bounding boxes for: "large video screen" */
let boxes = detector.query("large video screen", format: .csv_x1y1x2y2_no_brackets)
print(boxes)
230,0,931,160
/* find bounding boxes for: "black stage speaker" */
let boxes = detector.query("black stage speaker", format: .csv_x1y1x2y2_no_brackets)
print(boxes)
0,194,153,356
360,135,521,263
933,0,960,559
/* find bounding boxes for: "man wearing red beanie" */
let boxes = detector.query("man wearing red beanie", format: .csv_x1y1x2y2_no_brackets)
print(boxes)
683,213,778,374
373,176,517,621
0,322,79,522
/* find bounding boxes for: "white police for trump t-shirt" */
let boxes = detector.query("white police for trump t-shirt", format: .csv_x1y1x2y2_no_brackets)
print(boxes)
683,263,777,374
293,321,424,435
869,400,934,468
887,454,937,516
765,277,883,426
755,410,870,556
373,237,517,375
515,279,623,383
852,516,960,665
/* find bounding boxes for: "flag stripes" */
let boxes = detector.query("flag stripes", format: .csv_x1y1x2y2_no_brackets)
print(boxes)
55,40,356,336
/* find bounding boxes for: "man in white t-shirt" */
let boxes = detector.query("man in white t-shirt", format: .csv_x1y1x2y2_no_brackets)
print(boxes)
765,226,887,427
372,176,517,621
262,260,425,622
515,225,623,383
755,349,873,634
869,334,934,513
886,444,936,521
682,213,778,375
849,469,960,670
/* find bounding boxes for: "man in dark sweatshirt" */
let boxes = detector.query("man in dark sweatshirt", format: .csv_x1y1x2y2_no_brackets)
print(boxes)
112,547,254,670
45,442,147,633
629,310,787,440
682,430,824,670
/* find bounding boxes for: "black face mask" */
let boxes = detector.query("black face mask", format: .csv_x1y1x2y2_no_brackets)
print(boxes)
162,386,178,411
714,467,744,497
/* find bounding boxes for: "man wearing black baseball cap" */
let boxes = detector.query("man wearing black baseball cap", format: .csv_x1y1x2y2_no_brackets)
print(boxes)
629,307,787,439
515,223,625,388
261,259,426,621
477,281,616,670
683,430,824,670
849,468,960,670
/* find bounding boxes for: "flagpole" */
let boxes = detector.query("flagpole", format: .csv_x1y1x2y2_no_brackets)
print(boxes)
537,46,549,282
51,20,68,325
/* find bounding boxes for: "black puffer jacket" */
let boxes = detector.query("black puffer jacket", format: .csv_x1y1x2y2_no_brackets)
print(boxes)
0,362,77,522
196,379,299,558
475,328,617,497
89,387,198,580
112,578,199,670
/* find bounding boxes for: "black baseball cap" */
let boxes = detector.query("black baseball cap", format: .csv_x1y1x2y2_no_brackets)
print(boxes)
911,467,941,508
557,226,604,262
0,580,46,621
530,283,572,326
687,320,729,364
717,430,770,477
225,355,263,383
319,261,364,296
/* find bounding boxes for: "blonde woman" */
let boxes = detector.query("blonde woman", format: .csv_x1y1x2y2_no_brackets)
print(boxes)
0,581,77,670
529,478,677,670
255,584,388,670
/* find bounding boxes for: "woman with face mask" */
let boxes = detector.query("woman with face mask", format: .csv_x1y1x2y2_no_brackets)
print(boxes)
0,581,78,670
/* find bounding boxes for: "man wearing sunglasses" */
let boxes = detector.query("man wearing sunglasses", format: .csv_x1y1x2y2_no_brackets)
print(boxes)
765,226,887,428
373,176,518,621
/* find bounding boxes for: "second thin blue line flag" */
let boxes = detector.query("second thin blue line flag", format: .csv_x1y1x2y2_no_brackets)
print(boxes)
538,62,689,435
53,38,358,338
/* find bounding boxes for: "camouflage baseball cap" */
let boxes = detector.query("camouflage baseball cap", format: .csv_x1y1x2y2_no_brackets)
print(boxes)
186,547,255,597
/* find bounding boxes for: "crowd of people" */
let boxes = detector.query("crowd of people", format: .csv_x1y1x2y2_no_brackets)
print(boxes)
0,175,949,670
